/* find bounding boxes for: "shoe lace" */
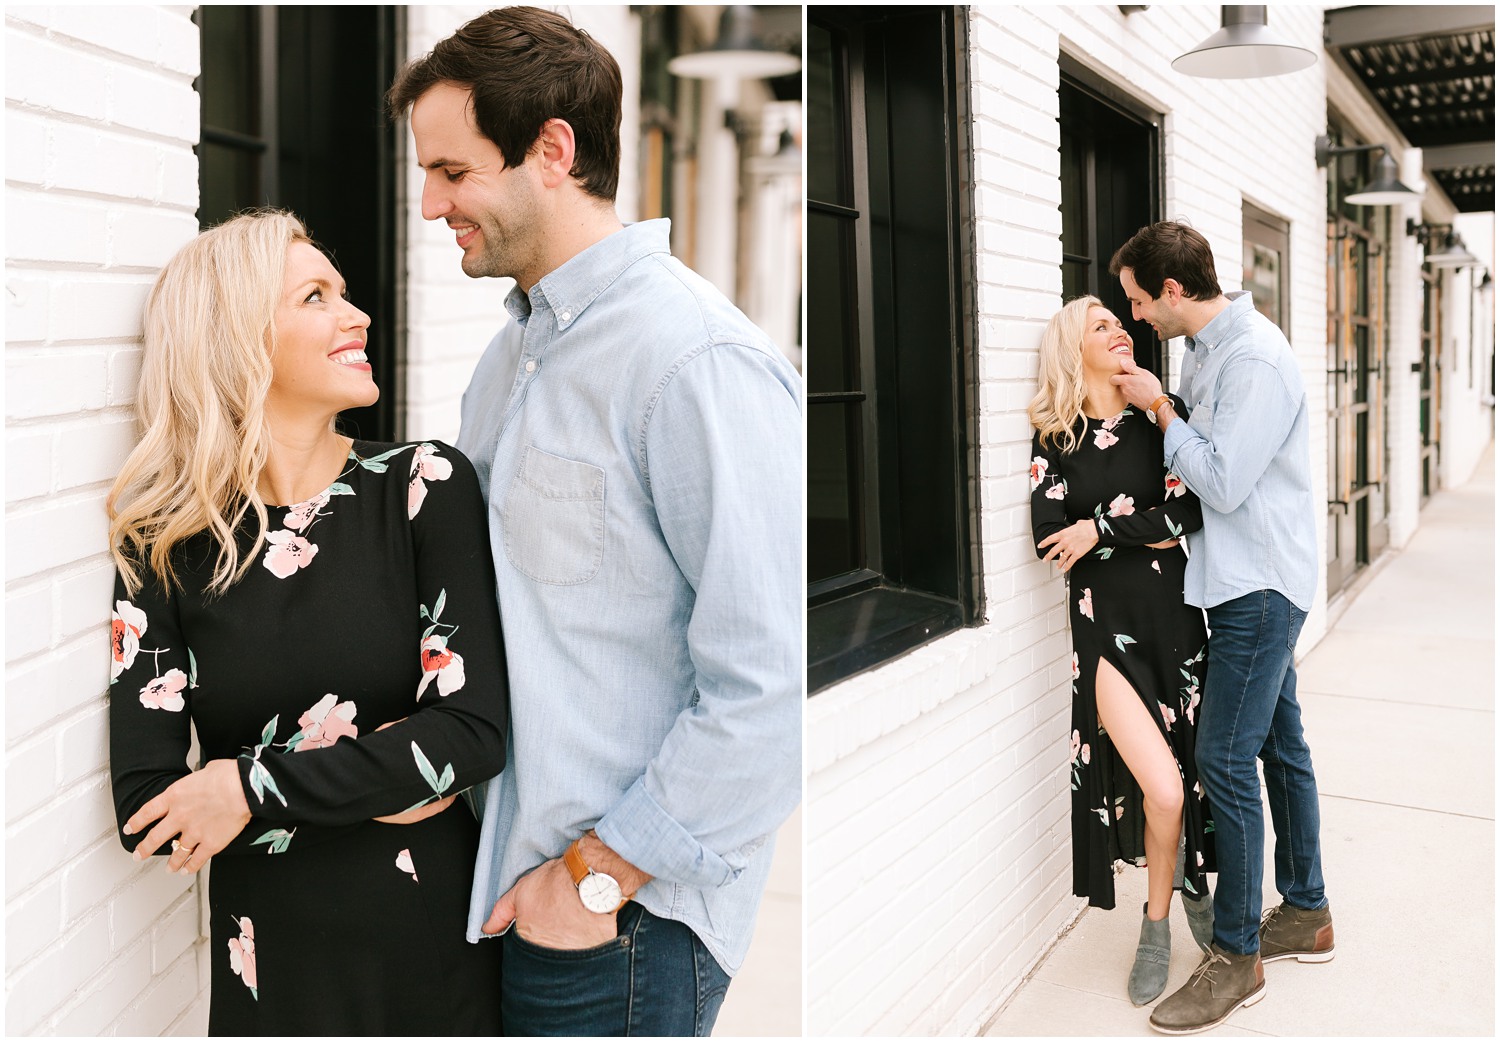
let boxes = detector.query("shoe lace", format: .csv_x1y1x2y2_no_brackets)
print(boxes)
1260,904,1285,928
1188,950,1229,987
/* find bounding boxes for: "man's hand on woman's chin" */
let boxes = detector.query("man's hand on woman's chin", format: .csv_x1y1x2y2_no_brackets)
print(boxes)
1110,356,1165,410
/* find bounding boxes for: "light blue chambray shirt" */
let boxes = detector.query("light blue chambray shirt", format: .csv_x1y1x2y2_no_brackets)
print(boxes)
1162,291,1318,612
455,219,803,974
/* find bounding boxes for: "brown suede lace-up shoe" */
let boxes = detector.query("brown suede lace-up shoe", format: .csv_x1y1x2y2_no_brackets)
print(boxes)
1148,945,1265,1035
1259,901,1335,963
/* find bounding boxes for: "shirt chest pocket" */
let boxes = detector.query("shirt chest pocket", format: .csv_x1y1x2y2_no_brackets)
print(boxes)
502,445,605,585
1188,399,1215,440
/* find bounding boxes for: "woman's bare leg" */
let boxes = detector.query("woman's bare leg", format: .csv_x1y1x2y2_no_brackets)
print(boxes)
1096,657,1183,921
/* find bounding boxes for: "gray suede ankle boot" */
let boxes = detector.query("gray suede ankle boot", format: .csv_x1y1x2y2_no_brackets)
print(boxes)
1181,889,1214,951
1128,903,1172,1006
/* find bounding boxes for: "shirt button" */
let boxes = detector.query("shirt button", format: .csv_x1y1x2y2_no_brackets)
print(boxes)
558,310,571,324
524,360,537,374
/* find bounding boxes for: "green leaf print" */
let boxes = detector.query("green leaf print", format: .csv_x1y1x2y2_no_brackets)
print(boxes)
411,741,455,798
327,482,356,496
187,649,199,689
1095,547,1115,559
259,716,279,750
247,759,287,807
432,589,446,622
1114,634,1137,652
251,828,296,854
357,445,415,473
1167,515,1183,538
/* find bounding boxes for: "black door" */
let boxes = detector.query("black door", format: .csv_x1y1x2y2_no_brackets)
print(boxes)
1059,69,1162,379
196,6,402,442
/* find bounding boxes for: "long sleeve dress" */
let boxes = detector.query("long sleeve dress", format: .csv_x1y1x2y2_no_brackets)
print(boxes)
1029,402,1215,909
109,440,508,1035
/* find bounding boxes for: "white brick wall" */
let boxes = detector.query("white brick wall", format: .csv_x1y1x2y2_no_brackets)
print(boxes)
397,5,641,441
4,7,206,1034
808,7,1339,1034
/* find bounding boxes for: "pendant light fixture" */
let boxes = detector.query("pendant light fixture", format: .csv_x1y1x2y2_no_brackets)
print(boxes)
1173,6,1317,79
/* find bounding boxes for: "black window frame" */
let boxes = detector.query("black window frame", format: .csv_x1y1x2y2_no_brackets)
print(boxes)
807,6,981,694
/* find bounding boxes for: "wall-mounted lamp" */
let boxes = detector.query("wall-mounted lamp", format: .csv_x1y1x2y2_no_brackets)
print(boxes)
667,6,801,81
1118,6,1150,14
1315,135,1423,206
1407,220,1481,268
1173,6,1317,79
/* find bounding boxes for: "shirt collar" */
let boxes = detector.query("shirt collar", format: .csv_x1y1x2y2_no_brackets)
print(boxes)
1185,291,1254,354
503,219,673,330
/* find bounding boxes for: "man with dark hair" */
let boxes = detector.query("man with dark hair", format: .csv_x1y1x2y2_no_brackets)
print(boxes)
388,8,802,1035
1108,221,1331,1036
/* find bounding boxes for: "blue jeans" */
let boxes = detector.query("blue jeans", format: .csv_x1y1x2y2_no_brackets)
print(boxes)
1198,590,1327,955
500,902,730,1036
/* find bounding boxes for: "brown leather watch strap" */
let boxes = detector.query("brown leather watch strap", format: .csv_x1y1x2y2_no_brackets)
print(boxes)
563,837,590,886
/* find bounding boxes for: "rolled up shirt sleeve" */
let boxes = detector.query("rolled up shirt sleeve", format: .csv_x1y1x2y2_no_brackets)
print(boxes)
592,341,803,888
1164,358,1300,515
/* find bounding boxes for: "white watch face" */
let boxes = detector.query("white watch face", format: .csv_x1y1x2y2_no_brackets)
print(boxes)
578,871,623,914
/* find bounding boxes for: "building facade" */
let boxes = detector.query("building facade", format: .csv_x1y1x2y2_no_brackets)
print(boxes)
806,5,1492,1035
4,5,800,1033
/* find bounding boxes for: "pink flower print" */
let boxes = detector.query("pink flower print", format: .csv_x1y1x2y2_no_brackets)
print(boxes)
408,443,454,519
1165,472,1185,499
1102,412,1125,431
1078,587,1094,621
1160,702,1177,729
228,916,257,999
283,491,331,532
262,530,318,578
292,694,359,752
1029,456,1049,492
1070,651,1080,680
1108,494,1135,517
1092,427,1119,450
1045,480,1066,501
139,668,187,712
396,848,418,882
1070,728,1081,761
1082,743,1091,765
416,635,467,699
111,600,148,681
1152,560,1162,574
1185,685,1201,725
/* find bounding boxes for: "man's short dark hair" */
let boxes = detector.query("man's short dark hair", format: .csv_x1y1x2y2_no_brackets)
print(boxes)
387,6,623,202
1108,221,1222,301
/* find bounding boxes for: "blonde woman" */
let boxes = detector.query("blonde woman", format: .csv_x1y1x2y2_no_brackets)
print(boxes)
108,210,506,1034
1027,297,1214,1006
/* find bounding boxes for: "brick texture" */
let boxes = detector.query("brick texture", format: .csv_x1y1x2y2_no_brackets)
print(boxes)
3,8,205,1034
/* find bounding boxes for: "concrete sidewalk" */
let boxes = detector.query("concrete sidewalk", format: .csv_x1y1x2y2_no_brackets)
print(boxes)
985,446,1496,1037
715,805,802,1036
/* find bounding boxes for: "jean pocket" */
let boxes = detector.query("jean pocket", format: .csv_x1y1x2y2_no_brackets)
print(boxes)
1287,605,1308,651
507,929,630,962
501,445,605,585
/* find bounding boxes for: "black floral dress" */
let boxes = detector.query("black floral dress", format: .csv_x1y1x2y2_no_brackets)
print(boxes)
1029,403,1215,909
109,441,507,1035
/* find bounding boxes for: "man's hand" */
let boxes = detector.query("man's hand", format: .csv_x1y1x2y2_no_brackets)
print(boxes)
1038,519,1099,573
481,832,653,949
369,717,457,823
482,856,619,949
1110,356,1164,411
123,758,251,874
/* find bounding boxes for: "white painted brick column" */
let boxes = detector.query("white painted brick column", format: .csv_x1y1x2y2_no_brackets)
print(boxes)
1384,149,1429,549
5,5,208,1035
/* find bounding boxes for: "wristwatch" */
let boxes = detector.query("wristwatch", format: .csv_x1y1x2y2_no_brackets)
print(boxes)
563,838,627,914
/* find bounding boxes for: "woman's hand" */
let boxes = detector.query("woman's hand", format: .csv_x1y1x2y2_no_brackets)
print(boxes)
1038,519,1099,573
124,758,251,874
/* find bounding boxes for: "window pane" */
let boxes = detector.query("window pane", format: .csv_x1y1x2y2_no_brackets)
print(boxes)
200,6,260,136
1243,241,1282,330
1063,259,1089,301
808,401,860,581
1059,132,1088,259
807,23,846,206
199,141,259,225
807,209,856,394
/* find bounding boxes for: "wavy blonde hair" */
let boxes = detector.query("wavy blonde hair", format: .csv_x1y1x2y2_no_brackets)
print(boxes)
109,210,313,595
1027,295,1102,455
